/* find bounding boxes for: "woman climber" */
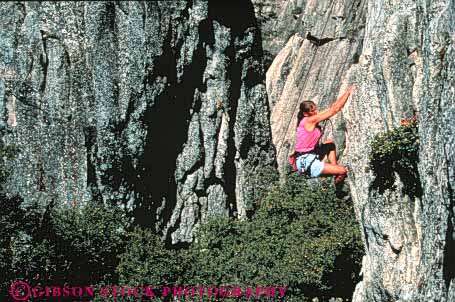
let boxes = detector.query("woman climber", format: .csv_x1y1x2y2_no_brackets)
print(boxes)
294,86,355,184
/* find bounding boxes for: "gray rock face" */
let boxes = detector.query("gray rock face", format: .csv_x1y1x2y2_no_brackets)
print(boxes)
252,0,299,68
265,0,366,171
252,0,331,63
346,1,454,301
263,0,454,301
0,1,275,244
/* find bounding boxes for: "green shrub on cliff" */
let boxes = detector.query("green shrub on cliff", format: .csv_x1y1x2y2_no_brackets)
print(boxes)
117,227,181,286
369,118,422,198
3,202,128,286
180,172,363,301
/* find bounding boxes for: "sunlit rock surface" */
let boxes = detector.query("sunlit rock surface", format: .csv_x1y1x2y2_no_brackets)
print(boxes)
264,0,366,171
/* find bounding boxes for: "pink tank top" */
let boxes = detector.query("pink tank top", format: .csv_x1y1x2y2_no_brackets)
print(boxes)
295,117,321,152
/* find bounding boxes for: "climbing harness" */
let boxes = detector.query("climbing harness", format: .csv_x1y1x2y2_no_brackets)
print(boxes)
288,150,318,176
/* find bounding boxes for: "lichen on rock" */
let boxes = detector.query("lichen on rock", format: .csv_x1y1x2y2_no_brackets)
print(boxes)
0,1,275,245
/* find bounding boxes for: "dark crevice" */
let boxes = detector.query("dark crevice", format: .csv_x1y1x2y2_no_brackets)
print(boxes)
325,246,363,300
208,0,256,35
166,235,191,250
220,54,241,218
17,1,26,18
106,3,120,109
332,16,345,21
443,184,455,290
343,0,367,44
181,0,193,21
120,7,208,247
12,2,26,61
351,52,360,64
140,1,146,29
363,225,370,250
96,1,119,66
63,47,72,109
91,0,264,245
26,55,35,80
389,242,402,254
105,2,117,33
208,0,264,218
306,32,335,46
39,30,49,96
112,80,120,109
131,25,181,228
344,0,365,31
224,57,240,218
37,162,45,192
244,61,264,88
199,19,215,47
161,44,207,247
203,174,225,192
239,128,254,159
84,126,102,202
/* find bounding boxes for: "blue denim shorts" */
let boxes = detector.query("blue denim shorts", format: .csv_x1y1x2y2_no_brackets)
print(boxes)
296,153,325,177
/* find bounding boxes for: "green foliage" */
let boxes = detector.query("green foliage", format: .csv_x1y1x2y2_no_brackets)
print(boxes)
89,227,182,302
0,141,362,302
183,173,363,301
0,144,23,294
0,195,26,294
368,119,422,198
117,227,182,286
47,203,128,284
114,170,363,301
250,165,280,211
0,200,130,300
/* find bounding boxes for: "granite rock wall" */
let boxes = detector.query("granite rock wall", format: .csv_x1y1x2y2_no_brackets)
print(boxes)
0,1,275,244
263,0,454,301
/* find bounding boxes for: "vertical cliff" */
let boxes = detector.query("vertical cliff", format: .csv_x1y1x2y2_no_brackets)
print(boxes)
262,0,366,171
346,1,455,301
263,0,454,301
0,1,275,244
2,0,454,300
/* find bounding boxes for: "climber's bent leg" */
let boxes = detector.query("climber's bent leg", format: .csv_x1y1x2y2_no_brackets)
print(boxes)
322,163,347,184
315,142,337,164
327,146,337,165
321,163,346,175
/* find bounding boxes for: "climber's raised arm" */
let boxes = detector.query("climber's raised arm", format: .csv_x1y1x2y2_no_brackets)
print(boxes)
307,86,355,124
